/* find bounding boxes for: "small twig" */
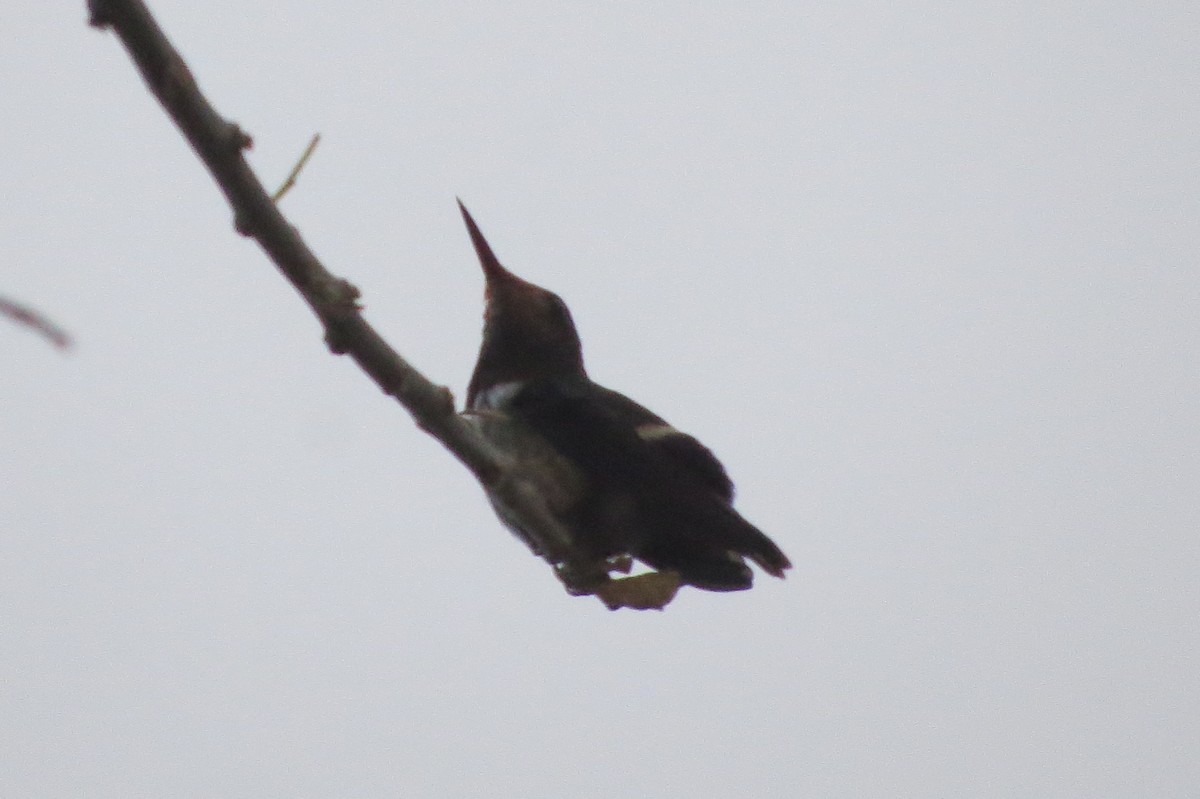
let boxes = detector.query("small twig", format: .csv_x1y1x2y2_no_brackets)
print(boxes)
0,296,72,349
272,133,321,202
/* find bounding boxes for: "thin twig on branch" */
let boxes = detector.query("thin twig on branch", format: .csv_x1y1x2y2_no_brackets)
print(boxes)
1,296,72,349
85,0,665,609
272,133,321,203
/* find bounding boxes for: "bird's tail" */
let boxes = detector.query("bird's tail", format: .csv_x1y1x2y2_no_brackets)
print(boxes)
735,516,791,579
640,500,791,591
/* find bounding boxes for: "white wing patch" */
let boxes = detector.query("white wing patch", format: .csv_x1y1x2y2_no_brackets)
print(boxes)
636,422,682,441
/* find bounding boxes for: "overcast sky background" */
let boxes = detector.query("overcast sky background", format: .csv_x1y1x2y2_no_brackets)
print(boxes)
3,3,1197,796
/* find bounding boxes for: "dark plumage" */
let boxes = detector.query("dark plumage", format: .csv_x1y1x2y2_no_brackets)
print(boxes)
460,201,790,591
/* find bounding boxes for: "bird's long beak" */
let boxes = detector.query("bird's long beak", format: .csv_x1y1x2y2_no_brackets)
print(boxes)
457,199,509,283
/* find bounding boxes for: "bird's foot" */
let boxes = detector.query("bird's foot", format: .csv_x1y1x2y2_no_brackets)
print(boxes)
595,570,682,611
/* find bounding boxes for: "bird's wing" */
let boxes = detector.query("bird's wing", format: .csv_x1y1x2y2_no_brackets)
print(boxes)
585,384,735,503
508,377,789,587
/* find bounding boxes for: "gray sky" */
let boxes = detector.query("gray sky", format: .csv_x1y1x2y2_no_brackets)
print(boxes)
3,2,1197,796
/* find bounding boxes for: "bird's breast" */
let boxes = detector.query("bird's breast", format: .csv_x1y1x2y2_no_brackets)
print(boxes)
462,404,589,552
470,379,525,412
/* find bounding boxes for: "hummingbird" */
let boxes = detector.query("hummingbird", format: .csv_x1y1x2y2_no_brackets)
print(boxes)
458,200,790,593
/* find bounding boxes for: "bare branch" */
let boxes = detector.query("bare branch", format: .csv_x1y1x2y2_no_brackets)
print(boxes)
86,0,659,608
1,296,72,349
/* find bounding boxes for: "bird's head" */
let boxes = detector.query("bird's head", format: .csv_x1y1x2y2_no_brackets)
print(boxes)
459,201,586,404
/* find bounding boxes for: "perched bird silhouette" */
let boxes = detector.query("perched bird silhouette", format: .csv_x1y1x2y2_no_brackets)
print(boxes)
459,201,790,592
